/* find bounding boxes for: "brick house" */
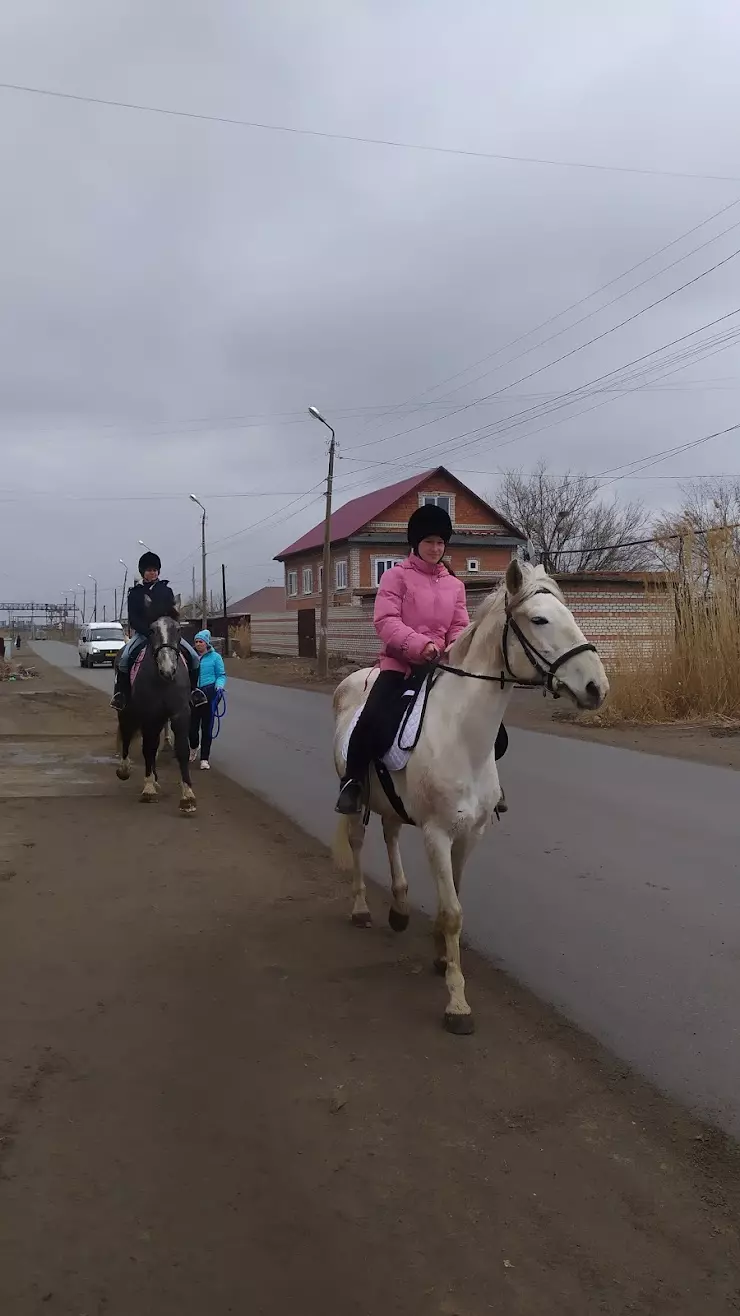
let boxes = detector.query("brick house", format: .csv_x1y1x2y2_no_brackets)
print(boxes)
275,467,526,608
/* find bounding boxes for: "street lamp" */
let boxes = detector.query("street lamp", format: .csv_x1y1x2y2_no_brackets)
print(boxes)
308,406,336,680
118,560,128,621
88,574,98,622
77,582,86,625
189,494,207,629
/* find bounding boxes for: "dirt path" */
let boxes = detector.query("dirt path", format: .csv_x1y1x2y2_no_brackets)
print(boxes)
1,657,739,1315
226,654,740,771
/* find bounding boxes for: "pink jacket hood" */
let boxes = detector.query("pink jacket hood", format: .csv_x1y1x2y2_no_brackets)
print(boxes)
374,555,470,674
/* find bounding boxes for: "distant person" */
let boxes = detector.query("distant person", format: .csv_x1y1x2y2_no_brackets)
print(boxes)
0,637,5,661
15,635,21,651
189,630,226,770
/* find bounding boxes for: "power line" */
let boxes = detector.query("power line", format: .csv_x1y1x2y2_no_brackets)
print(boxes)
347,195,740,445
338,314,740,480
345,243,740,459
2,80,739,183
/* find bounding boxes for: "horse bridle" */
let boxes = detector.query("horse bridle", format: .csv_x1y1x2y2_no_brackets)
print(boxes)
437,587,597,697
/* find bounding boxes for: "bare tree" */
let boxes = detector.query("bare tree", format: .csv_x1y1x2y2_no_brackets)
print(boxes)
493,460,650,572
652,479,740,593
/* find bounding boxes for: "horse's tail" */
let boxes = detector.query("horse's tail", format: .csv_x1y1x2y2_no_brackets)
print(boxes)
332,817,354,872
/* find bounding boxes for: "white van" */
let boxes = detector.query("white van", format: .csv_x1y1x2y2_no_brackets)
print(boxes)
78,622,126,668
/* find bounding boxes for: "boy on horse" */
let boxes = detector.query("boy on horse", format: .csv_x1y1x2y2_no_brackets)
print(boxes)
110,551,207,711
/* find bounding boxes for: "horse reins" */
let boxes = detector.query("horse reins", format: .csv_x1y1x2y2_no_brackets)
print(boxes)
435,588,597,696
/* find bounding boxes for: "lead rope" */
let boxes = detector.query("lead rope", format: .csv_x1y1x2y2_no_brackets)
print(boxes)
209,689,227,740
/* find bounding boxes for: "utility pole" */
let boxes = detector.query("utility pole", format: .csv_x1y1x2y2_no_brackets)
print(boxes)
309,406,336,679
221,563,229,658
103,604,107,621
82,588,86,625
192,565,196,618
114,590,117,622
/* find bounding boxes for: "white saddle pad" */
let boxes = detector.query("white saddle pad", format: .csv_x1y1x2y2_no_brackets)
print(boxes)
341,682,426,775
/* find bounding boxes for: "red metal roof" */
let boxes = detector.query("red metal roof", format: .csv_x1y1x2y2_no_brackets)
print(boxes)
275,470,437,559
275,466,523,560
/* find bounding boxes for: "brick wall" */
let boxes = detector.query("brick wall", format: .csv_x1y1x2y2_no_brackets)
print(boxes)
466,577,674,666
283,548,353,611
376,472,510,530
250,578,673,667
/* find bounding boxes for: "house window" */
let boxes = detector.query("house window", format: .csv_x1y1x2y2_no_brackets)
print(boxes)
335,559,348,590
421,493,452,516
374,557,404,586
467,558,480,573
302,567,313,595
287,570,298,597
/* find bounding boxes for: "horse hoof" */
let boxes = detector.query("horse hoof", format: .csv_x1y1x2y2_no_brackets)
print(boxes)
433,957,447,976
443,1012,475,1036
116,767,130,781
388,907,409,933
139,792,158,804
351,911,372,928
179,801,197,815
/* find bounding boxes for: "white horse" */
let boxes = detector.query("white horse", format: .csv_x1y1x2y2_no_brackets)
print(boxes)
332,559,609,1034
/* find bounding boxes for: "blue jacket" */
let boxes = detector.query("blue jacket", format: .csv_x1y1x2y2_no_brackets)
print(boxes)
194,631,226,691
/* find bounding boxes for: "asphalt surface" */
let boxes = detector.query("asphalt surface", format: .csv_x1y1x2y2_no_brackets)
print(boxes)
36,639,740,1136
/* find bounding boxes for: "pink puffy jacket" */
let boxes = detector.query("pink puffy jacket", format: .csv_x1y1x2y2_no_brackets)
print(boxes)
374,555,470,674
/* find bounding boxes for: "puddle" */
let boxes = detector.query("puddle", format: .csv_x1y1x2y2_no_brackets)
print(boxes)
0,740,119,798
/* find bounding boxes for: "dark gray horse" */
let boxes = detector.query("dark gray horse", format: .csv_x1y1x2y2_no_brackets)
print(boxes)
115,615,196,813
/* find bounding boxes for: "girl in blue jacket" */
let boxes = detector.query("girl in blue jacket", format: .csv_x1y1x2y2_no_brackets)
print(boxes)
189,630,226,769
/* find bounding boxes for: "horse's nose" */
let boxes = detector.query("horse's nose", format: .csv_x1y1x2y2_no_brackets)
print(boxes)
585,680,602,705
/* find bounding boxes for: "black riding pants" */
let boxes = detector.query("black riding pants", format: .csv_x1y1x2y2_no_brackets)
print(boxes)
190,684,217,759
345,668,509,781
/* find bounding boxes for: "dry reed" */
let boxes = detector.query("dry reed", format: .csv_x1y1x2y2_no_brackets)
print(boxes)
583,531,740,725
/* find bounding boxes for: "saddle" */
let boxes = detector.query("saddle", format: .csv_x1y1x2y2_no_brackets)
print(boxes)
130,645,186,689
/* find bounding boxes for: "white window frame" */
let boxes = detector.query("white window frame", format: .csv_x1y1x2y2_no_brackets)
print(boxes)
467,558,480,573
420,492,453,518
335,559,348,590
317,563,324,594
287,570,298,597
374,557,404,587
302,567,314,596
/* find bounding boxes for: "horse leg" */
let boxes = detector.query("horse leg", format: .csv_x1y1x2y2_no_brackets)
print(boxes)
383,816,409,932
433,833,472,975
140,726,160,802
173,716,196,814
164,720,173,749
423,824,473,1034
116,714,132,781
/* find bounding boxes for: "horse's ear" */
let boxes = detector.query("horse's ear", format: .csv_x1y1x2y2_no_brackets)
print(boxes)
505,558,524,597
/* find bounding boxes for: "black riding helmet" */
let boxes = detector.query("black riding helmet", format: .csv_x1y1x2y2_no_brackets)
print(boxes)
407,504,453,552
138,551,162,575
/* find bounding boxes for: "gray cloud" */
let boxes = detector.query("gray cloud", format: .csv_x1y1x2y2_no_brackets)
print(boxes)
1,0,740,610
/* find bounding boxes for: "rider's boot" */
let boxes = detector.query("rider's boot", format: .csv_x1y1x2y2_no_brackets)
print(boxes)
110,668,130,711
335,777,363,816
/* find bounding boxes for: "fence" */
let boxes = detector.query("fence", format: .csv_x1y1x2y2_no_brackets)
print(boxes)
244,579,674,668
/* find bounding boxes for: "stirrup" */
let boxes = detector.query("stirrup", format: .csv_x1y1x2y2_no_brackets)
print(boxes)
191,688,208,708
110,691,127,711
335,779,363,816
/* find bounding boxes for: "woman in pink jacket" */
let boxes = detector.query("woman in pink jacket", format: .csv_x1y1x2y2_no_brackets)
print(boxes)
336,503,470,815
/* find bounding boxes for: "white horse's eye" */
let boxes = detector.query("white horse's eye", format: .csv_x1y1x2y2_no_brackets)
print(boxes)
531,616,549,626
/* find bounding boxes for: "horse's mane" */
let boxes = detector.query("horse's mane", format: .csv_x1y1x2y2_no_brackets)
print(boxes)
447,563,564,663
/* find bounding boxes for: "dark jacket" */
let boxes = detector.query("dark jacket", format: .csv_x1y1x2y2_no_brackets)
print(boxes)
127,578,177,636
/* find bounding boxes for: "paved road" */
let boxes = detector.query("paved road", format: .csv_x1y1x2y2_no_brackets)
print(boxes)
36,640,740,1135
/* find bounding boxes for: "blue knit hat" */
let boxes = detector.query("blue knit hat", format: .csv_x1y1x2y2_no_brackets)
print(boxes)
194,629,212,646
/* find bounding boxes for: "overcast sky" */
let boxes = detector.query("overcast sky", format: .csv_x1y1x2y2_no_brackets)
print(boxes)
2,0,740,611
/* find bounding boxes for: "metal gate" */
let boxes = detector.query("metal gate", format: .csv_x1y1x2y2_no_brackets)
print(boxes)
297,608,317,659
